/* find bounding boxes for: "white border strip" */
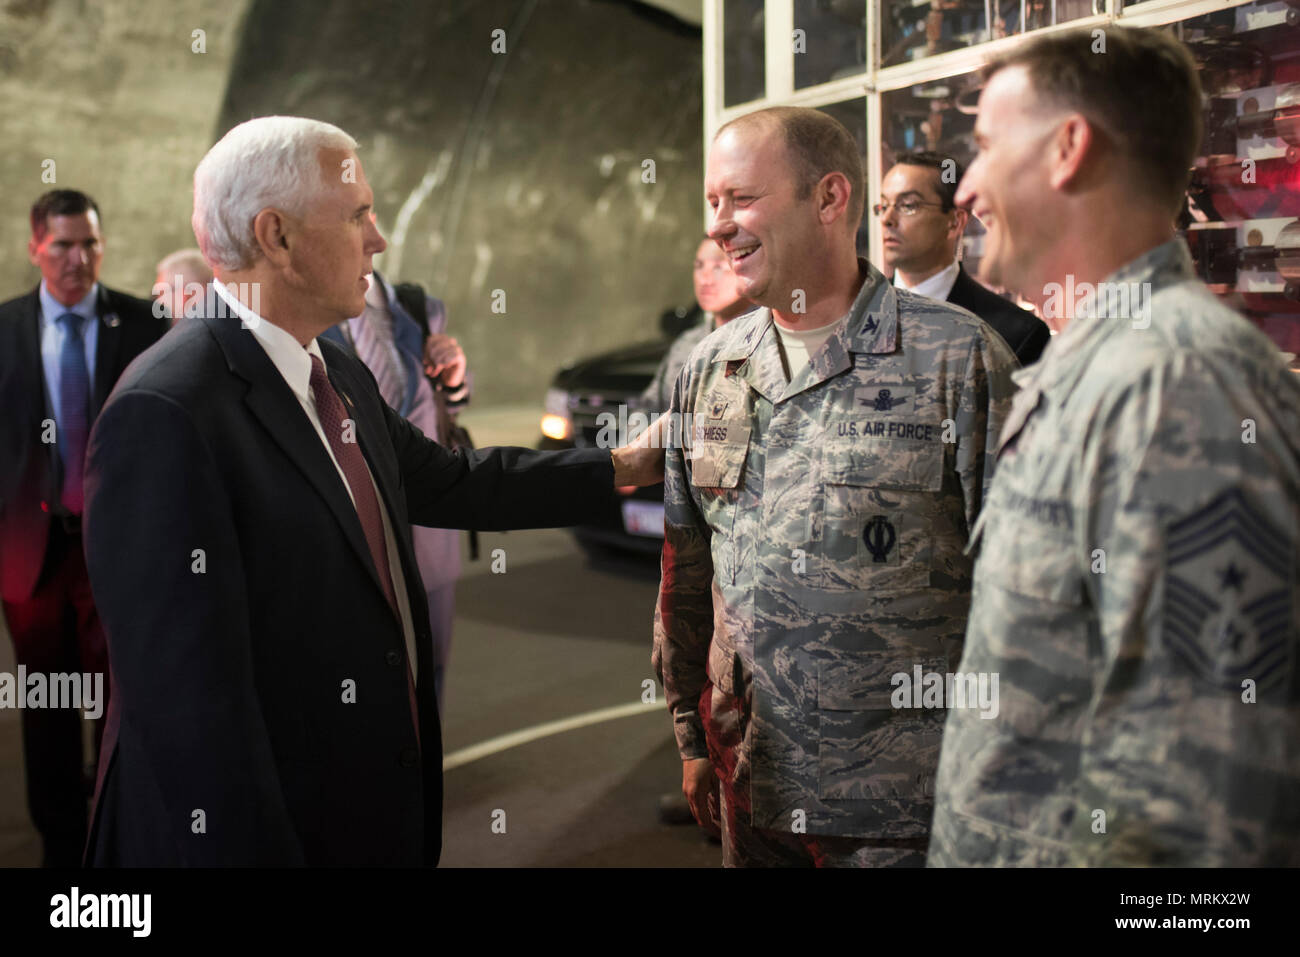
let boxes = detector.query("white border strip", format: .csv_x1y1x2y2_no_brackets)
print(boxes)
442,700,663,771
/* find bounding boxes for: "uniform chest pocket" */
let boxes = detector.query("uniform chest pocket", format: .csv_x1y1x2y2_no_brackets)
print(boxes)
817,654,947,802
689,420,752,584
818,438,944,595
689,421,751,490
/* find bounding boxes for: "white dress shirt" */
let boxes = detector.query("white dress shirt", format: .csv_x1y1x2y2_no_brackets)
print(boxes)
212,279,420,677
893,260,960,302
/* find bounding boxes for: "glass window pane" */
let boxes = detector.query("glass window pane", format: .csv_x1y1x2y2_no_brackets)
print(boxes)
724,0,766,107
1173,0,1300,359
881,0,1098,68
817,98,871,255
794,0,868,89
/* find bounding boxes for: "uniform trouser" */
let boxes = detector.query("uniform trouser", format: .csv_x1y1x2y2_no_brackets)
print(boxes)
425,583,455,718
700,676,927,868
1,523,109,867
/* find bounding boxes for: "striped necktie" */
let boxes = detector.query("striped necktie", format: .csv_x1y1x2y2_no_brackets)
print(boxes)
57,312,91,515
352,307,405,412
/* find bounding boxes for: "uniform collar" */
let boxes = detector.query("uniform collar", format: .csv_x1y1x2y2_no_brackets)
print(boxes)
712,258,894,363
1014,237,1195,396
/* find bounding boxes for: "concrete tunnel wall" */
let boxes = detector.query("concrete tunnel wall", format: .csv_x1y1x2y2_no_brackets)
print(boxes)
2,0,705,408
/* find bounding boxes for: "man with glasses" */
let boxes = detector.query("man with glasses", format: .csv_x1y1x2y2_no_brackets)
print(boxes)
878,152,1049,366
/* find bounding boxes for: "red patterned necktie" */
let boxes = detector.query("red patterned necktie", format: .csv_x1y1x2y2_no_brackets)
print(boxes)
308,354,420,747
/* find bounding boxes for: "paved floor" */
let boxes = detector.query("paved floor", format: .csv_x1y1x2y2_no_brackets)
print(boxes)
0,405,720,868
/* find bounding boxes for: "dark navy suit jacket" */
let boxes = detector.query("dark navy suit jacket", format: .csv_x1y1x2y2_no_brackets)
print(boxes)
83,310,614,866
0,284,164,602
947,266,1051,367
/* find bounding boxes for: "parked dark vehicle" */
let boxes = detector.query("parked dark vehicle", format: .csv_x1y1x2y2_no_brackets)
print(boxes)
538,305,701,558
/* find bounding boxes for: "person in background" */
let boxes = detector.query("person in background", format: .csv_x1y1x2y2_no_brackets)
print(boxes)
878,151,1050,366
321,267,470,715
153,248,213,325
0,189,165,866
641,238,753,417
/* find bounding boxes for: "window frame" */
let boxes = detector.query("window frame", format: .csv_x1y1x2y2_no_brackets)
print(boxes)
702,0,1264,259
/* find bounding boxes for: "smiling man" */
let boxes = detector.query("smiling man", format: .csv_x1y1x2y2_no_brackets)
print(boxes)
652,106,1018,866
928,26,1300,867
81,116,664,867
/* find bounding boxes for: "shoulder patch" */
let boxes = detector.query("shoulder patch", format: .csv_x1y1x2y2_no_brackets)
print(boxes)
1162,488,1294,693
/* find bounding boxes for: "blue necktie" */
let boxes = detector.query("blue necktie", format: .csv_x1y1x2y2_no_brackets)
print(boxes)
57,312,91,515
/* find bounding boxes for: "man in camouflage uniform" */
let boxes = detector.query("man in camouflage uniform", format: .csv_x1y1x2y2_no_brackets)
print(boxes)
652,106,1018,866
641,237,752,417
929,26,1300,867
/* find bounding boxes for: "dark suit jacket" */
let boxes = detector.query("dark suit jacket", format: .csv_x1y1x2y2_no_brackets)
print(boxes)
946,265,1051,367
82,311,615,867
0,284,165,603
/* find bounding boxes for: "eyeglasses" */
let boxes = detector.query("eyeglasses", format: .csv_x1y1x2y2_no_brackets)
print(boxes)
872,199,948,217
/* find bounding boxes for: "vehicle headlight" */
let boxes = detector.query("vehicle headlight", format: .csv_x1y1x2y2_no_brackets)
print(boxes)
541,388,573,441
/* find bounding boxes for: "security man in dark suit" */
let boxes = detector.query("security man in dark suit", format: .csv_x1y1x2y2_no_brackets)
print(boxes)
878,151,1050,366
0,189,166,866
82,116,664,867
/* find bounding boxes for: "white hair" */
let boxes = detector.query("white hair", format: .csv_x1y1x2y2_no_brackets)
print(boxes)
155,247,213,282
192,116,358,271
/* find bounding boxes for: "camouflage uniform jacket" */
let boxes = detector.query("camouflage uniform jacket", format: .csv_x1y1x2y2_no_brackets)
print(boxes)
652,260,1018,838
929,239,1300,867
641,313,717,415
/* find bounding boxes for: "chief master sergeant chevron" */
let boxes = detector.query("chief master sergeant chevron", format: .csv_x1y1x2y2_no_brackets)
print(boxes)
928,26,1300,867
652,106,1018,867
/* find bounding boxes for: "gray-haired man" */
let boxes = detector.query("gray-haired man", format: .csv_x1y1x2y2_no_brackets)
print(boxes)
82,116,663,866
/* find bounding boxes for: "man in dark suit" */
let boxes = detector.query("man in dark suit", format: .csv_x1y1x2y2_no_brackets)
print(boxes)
878,151,1050,365
0,189,167,866
82,116,663,867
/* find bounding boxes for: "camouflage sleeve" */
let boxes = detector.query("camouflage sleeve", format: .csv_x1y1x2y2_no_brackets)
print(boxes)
1074,354,1300,865
651,364,715,761
638,354,672,416
952,326,1019,532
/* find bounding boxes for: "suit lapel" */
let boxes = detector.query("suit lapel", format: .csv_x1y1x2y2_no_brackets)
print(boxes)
13,288,61,496
13,288,45,418
205,313,387,599
93,286,125,416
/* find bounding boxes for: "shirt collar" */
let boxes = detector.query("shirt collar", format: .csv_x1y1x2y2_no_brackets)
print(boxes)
39,281,99,328
714,258,891,362
893,260,960,302
213,278,325,405
1017,237,1195,394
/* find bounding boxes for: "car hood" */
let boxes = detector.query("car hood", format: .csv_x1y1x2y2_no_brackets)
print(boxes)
551,339,669,395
